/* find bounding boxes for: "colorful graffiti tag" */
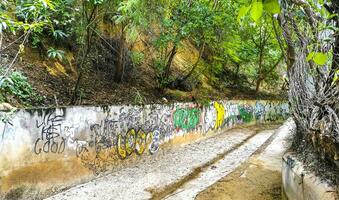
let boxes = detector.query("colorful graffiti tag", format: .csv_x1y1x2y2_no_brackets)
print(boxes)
214,102,225,129
0,100,289,176
173,106,201,130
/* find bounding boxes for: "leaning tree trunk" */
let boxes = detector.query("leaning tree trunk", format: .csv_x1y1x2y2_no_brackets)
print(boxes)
164,45,177,80
279,0,339,168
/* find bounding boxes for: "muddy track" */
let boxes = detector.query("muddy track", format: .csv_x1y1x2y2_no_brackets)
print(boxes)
149,128,278,200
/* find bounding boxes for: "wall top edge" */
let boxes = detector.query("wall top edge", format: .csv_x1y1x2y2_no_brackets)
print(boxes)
0,99,288,114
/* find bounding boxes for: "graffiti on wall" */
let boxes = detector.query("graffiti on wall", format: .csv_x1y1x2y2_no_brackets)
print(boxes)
238,104,254,123
204,101,289,132
34,112,66,155
224,103,239,127
0,100,289,175
214,102,225,129
70,112,163,174
142,107,172,140
173,106,201,131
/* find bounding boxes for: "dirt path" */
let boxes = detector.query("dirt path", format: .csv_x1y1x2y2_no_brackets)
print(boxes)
45,122,293,200
196,119,295,200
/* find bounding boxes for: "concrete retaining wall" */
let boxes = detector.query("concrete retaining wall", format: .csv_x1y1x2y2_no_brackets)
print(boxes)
282,152,338,200
0,100,288,194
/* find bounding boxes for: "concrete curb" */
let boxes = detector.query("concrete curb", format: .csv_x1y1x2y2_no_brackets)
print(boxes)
282,152,338,200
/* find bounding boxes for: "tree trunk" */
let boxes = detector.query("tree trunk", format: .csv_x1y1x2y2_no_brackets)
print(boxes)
70,2,97,105
278,0,339,166
255,77,263,93
115,27,126,83
256,54,283,93
180,43,205,82
115,40,125,82
71,28,91,105
164,45,177,79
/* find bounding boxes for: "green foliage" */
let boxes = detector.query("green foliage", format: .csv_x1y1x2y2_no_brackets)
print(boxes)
0,71,43,105
130,51,144,66
1,0,289,99
237,6,251,23
52,30,68,40
0,2,23,34
132,87,146,105
152,58,174,89
238,0,280,24
307,52,328,65
13,0,77,47
234,0,284,91
47,48,65,61
251,1,263,22
264,0,281,14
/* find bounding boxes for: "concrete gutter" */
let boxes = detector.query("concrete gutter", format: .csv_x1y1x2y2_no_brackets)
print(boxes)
282,152,338,200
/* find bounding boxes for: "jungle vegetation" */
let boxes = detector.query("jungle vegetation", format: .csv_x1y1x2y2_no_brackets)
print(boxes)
0,0,338,181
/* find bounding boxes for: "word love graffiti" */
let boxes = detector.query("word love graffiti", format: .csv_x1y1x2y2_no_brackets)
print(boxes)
34,113,66,155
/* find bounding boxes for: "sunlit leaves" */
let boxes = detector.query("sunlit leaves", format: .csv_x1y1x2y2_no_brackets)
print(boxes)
237,0,281,24
306,52,328,65
313,53,328,65
250,1,263,22
0,11,22,34
264,0,280,14
237,5,250,23
306,52,315,61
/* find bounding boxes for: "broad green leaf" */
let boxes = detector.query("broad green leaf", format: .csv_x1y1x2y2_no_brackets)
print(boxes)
237,5,251,23
251,1,263,22
306,51,315,61
313,52,328,65
264,0,280,14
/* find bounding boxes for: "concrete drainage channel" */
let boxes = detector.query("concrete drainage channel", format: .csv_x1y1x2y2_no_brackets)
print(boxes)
50,118,339,200
0,100,291,199
150,129,277,200
148,127,270,200
46,124,282,200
